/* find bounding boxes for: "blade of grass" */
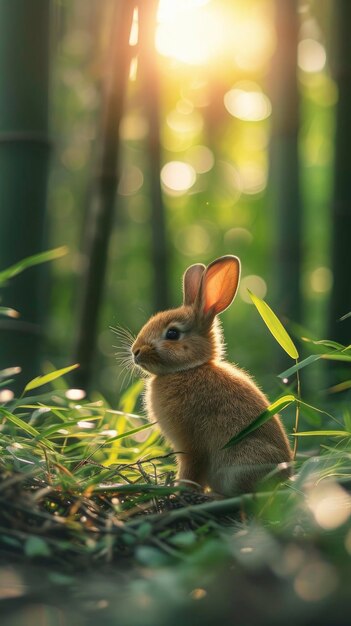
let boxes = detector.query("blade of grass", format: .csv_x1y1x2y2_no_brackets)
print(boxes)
23,364,79,394
223,394,295,448
0,246,68,284
0,407,54,450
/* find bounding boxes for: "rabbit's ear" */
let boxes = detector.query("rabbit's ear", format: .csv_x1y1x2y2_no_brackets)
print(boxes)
198,256,241,318
183,263,206,306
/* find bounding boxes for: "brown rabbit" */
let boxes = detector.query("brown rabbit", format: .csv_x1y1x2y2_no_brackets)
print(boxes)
131,256,292,496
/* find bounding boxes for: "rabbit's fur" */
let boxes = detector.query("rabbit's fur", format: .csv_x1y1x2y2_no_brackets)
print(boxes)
131,256,292,496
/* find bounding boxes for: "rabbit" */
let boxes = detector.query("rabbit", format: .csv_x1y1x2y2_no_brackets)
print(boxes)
131,255,292,496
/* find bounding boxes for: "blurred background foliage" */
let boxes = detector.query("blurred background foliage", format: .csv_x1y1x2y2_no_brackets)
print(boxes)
1,0,349,402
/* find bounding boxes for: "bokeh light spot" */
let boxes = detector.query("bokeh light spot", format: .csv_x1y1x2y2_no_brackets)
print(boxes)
190,588,207,600
166,109,203,136
298,39,326,73
307,482,351,530
294,562,338,602
161,161,196,194
120,115,148,141
65,389,86,401
175,224,211,256
0,389,14,403
118,166,144,196
224,227,253,247
240,276,267,303
185,145,215,174
224,85,272,122
310,267,333,294
239,162,267,195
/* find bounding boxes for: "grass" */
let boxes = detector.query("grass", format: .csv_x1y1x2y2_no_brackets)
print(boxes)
1,355,351,625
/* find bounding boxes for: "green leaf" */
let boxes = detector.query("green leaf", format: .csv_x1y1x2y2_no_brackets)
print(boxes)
248,290,299,359
0,407,55,450
24,363,79,393
321,353,351,362
223,394,295,448
0,366,21,379
0,306,19,318
292,430,351,437
328,380,351,394
279,351,351,379
0,407,41,437
339,311,351,321
301,337,346,351
169,531,197,547
136,546,171,567
119,380,144,414
24,536,51,557
106,421,155,443
278,355,321,379
343,410,351,432
0,247,67,284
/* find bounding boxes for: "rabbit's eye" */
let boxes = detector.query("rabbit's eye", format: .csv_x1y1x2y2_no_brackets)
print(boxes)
165,327,180,340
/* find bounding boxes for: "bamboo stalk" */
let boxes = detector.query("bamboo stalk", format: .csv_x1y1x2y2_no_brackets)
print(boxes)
328,0,351,345
138,0,170,312
0,0,51,388
73,0,136,389
269,0,302,325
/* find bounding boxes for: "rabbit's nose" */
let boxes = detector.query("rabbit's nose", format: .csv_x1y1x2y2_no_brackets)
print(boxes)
133,348,141,363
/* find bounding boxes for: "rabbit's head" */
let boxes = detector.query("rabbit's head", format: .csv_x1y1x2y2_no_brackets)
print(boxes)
131,256,241,375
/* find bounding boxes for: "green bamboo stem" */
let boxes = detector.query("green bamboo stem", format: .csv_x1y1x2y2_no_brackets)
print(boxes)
73,0,136,389
0,0,51,387
269,0,302,325
328,0,351,345
138,0,170,312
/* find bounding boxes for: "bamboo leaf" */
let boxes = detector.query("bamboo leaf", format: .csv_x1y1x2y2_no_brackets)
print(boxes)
0,246,68,284
339,312,351,321
292,430,351,437
278,355,321,379
321,353,351,362
279,351,351,379
223,394,295,448
24,364,79,393
328,380,351,394
0,306,20,318
301,337,346,350
248,290,299,359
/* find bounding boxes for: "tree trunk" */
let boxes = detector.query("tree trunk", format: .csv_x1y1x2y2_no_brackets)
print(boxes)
138,0,170,312
0,0,51,387
328,0,351,345
269,0,302,324
73,0,135,389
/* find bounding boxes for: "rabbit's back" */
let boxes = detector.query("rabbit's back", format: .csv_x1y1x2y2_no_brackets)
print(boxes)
146,362,291,466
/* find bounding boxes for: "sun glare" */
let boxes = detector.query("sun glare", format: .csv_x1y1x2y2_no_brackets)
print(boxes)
155,0,274,69
156,0,225,66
